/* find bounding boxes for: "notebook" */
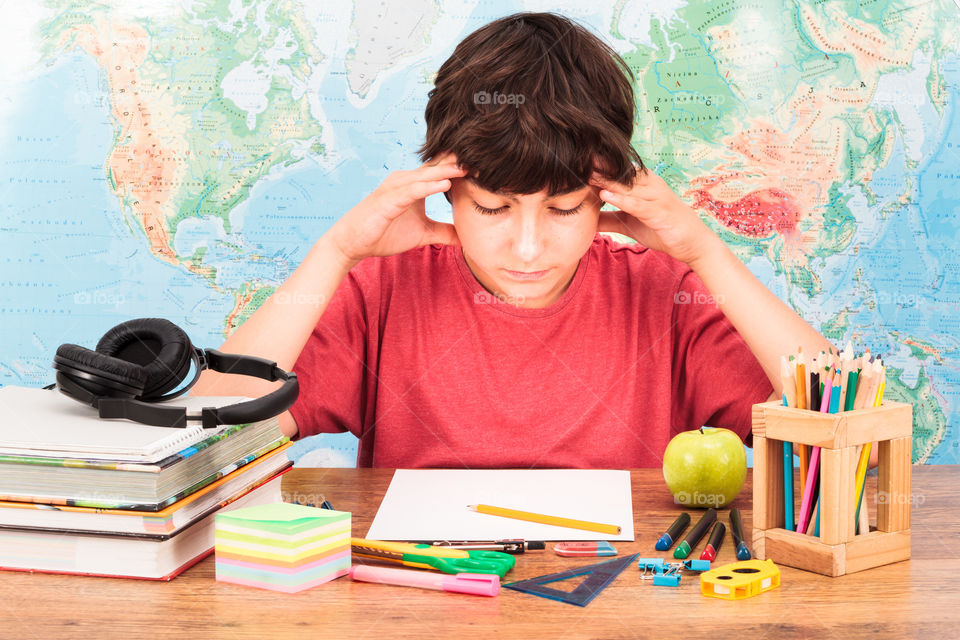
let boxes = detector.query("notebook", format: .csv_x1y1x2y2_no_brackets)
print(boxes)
0,386,253,463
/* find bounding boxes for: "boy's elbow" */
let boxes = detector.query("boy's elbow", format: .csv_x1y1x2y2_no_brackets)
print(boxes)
279,411,300,440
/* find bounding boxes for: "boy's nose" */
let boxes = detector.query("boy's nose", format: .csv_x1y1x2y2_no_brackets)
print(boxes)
512,214,545,264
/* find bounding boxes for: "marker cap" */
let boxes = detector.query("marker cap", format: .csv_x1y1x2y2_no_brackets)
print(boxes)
441,573,500,596
655,534,674,551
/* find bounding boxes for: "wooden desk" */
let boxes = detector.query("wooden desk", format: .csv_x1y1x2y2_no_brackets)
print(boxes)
1,467,958,638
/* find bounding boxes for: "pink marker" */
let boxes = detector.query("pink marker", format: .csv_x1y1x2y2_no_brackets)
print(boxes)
349,565,500,597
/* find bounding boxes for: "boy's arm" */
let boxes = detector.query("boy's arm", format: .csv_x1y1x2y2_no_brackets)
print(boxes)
591,169,832,399
592,170,879,467
190,235,358,438
191,155,466,438
686,233,833,403
687,239,879,469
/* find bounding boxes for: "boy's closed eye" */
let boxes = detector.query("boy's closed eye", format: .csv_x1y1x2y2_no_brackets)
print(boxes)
472,200,586,216
465,178,597,217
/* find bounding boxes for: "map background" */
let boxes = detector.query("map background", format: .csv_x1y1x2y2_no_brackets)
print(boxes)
2,0,959,467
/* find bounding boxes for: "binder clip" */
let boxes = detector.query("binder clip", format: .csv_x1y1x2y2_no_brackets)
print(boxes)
637,558,665,575
637,558,680,587
653,565,681,587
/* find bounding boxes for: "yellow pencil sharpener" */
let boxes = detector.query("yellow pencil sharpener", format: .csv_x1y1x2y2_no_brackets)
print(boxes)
700,559,780,600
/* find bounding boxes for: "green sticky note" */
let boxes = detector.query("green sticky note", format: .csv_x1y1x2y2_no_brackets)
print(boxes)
216,502,350,535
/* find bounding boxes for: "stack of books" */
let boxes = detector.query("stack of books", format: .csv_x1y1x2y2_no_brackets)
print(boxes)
0,386,294,580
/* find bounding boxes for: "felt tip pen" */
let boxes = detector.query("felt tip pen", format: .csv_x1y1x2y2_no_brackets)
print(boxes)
655,512,691,551
416,540,546,554
699,521,725,561
349,564,500,597
729,507,752,560
674,508,717,559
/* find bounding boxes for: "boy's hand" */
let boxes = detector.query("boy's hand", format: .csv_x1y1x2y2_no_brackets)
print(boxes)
590,169,716,266
327,153,468,264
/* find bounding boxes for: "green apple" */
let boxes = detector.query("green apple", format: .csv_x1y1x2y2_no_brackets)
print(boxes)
662,427,747,508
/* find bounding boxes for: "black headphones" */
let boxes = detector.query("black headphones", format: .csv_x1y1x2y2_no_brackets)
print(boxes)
52,318,298,429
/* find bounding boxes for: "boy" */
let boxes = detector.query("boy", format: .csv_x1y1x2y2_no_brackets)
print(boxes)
194,12,834,468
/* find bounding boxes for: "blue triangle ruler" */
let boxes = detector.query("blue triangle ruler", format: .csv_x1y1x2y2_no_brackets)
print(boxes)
503,553,639,607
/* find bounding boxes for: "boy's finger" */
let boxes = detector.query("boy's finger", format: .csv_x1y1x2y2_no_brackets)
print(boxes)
599,187,651,215
382,179,451,219
598,188,629,208
415,161,469,182
590,172,630,195
406,179,454,203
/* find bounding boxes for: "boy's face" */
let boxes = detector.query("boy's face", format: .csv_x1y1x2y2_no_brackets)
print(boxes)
449,178,602,309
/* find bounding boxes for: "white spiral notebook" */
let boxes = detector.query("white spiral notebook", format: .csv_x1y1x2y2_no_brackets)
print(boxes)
0,386,252,463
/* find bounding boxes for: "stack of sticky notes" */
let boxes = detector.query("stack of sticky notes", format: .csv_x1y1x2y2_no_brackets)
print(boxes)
215,502,351,593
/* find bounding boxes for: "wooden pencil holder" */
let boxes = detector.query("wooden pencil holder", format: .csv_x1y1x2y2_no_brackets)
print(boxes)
751,400,912,577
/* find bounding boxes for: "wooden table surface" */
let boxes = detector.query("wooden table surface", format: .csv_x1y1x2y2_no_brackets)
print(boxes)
0,466,958,639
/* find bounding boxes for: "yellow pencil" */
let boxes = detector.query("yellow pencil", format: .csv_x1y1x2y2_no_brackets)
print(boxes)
467,504,621,535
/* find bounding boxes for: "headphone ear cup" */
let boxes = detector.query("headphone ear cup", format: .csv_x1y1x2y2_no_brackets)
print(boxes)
96,318,194,401
53,343,147,401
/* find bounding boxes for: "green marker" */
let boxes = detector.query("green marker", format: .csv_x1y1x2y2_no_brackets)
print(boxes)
674,508,717,559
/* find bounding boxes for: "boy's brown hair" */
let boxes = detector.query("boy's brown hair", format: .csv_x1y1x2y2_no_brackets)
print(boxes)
419,12,642,196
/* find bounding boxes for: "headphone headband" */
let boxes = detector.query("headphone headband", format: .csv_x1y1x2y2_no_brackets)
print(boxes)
94,349,298,428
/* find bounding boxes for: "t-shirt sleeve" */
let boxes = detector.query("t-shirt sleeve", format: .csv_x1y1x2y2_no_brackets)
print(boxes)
288,267,372,440
670,270,774,447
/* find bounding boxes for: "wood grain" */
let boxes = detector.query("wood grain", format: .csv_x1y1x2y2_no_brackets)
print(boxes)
0,466,956,639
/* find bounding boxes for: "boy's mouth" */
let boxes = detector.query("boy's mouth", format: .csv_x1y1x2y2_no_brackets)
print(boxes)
504,268,551,281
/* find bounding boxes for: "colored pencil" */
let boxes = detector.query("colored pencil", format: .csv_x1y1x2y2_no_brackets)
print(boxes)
781,356,796,532
797,447,820,533
845,369,859,412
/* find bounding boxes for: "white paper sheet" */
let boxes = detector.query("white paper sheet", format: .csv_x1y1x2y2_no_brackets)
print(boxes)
365,469,634,541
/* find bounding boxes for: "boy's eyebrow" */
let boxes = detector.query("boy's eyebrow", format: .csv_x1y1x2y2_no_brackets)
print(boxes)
466,178,519,202
466,178,586,202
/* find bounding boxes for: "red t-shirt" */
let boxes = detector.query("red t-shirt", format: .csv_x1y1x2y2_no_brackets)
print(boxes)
290,234,772,468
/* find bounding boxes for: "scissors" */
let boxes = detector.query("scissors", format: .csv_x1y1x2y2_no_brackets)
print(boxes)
351,538,515,577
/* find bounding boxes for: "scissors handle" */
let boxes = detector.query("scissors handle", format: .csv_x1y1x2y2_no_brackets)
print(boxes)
351,539,514,576
422,550,515,576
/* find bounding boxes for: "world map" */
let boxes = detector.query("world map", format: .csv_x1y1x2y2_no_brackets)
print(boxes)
2,0,959,466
